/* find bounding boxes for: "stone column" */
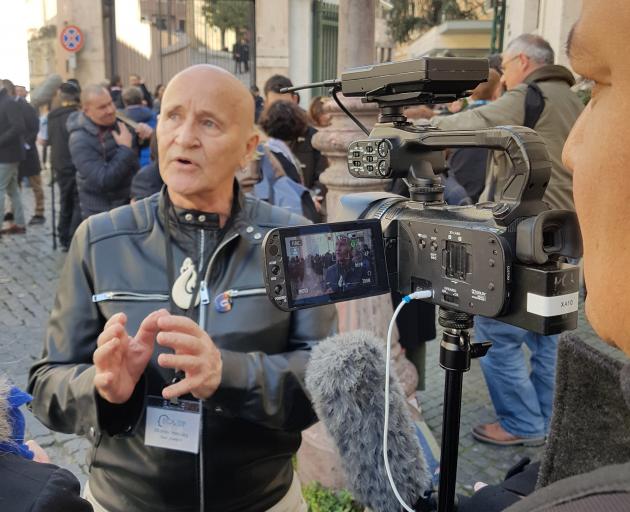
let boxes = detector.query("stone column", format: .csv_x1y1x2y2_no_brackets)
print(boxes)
296,1,420,490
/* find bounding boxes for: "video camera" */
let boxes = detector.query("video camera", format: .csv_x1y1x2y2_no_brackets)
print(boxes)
262,57,582,335
261,57,583,512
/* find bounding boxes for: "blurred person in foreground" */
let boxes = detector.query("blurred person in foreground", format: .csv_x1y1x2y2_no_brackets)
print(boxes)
459,1,630,509
28,64,336,512
0,376,92,511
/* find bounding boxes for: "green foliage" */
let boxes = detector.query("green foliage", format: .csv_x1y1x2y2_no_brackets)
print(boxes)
202,0,250,32
386,0,486,44
302,482,363,512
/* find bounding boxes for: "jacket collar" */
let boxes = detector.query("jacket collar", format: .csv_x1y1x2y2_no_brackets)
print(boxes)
76,111,114,137
157,181,266,247
525,64,576,87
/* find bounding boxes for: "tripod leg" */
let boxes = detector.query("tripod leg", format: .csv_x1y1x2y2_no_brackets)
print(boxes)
437,369,464,512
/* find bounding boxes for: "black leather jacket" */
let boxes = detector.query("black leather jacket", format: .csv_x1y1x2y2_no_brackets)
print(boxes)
28,189,337,512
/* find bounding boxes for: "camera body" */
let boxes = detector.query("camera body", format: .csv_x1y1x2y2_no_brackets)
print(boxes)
264,57,582,335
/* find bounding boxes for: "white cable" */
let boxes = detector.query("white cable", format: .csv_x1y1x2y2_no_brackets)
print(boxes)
384,289,433,512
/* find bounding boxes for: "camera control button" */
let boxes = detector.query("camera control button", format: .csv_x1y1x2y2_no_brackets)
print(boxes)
377,140,390,157
274,285,283,294
271,265,280,275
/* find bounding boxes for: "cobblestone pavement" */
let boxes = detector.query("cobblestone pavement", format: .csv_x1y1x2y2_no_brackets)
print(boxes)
0,176,625,499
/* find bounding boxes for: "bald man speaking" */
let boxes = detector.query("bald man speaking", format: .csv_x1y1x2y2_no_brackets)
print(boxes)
28,65,337,512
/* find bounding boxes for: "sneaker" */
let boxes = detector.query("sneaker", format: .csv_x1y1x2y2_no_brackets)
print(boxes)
28,215,46,225
0,225,26,235
3,212,13,222
472,422,545,447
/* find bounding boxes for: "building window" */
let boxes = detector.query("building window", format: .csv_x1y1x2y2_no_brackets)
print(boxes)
178,19,185,32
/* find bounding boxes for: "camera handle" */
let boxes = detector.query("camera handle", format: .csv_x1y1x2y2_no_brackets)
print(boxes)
436,308,491,512
370,124,553,227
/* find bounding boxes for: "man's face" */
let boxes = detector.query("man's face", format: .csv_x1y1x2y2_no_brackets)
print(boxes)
15,86,27,98
84,89,117,127
129,75,140,86
157,66,258,209
335,239,351,267
500,52,532,91
563,0,630,355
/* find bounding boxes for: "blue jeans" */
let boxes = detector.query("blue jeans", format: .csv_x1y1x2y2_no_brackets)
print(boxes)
474,315,558,438
0,162,25,226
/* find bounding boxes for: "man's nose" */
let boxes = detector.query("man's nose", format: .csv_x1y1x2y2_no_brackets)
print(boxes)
175,118,199,147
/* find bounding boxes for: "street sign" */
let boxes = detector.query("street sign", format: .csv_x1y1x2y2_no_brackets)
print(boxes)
59,25,84,53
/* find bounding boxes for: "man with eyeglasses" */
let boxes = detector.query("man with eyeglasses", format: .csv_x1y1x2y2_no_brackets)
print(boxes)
430,34,584,446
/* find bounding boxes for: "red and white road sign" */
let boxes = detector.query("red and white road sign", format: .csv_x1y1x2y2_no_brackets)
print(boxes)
60,25,84,53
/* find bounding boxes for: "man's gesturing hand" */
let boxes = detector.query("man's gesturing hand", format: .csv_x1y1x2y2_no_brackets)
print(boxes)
93,309,169,404
156,315,223,400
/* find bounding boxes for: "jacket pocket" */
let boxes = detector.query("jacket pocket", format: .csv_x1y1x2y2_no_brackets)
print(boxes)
92,291,169,303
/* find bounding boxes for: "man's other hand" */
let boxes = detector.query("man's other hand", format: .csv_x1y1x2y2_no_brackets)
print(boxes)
93,309,169,404
136,122,154,141
112,121,133,148
156,315,223,400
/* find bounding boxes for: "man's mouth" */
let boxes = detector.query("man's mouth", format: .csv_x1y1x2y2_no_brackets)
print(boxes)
175,157,195,166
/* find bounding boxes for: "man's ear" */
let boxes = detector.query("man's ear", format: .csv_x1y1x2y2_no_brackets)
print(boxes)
240,131,260,168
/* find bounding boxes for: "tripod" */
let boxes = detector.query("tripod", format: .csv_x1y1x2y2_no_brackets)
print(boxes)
436,308,491,512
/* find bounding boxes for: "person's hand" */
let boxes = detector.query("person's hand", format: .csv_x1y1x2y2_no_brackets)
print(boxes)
25,440,51,463
136,122,154,141
156,315,222,400
473,482,488,492
448,99,464,113
313,195,323,213
112,121,133,148
93,309,169,404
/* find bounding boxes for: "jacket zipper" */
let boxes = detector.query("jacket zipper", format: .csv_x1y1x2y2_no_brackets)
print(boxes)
92,291,169,302
220,287,266,298
198,232,239,326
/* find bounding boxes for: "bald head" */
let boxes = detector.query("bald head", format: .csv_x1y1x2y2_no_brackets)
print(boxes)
157,64,259,212
164,65,255,130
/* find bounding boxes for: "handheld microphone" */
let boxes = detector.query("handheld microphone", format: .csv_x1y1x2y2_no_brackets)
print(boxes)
306,331,431,512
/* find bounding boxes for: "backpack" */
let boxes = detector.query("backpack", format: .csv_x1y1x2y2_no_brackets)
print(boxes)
251,144,320,222
524,82,545,129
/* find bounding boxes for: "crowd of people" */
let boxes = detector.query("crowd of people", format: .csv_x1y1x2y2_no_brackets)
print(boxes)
3,0,630,509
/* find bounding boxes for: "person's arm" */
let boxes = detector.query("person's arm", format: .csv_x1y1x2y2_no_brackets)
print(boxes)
69,129,138,193
32,466,93,512
0,100,26,147
430,86,527,132
28,221,145,438
205,305,338,432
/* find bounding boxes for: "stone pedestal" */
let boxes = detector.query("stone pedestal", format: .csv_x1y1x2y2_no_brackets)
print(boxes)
296,95,420,490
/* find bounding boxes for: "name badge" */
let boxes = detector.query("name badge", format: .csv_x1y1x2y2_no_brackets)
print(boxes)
144,396,201,454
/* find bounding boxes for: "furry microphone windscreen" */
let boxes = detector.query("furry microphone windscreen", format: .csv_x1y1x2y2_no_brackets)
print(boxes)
305,330,431,512
29,74,63,108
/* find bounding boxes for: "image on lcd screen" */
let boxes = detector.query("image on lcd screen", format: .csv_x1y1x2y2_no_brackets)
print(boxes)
284,228,377,302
